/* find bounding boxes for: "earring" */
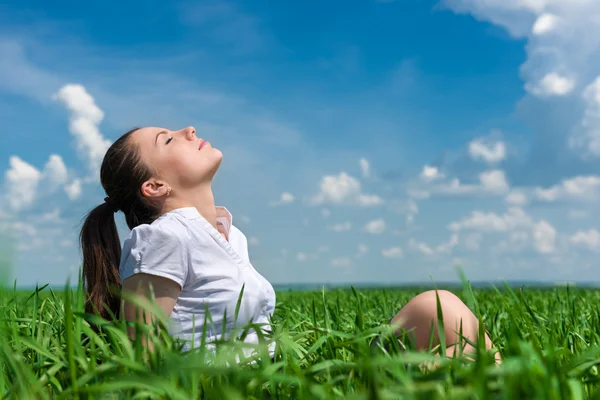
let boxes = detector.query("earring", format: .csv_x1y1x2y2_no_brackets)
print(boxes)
166,187,172,196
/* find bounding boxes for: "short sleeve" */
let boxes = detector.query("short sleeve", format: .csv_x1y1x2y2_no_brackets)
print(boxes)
119,222,189,289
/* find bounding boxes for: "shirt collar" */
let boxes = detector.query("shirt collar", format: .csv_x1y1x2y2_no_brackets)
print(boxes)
166,206,233,238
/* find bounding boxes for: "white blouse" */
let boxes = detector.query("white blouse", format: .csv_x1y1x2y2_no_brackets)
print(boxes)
119,206,276,357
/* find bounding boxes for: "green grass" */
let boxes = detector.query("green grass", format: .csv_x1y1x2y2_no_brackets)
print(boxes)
2,278,600,399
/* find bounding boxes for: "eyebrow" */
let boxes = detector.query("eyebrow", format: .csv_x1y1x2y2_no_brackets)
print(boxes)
154,130,168,145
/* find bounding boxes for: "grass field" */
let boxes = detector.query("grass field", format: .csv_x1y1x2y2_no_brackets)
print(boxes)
2,277,600,399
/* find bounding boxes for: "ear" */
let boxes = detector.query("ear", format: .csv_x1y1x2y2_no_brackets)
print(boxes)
140,179,169,199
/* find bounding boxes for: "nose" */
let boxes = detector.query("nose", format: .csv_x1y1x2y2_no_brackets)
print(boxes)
183,126,196,140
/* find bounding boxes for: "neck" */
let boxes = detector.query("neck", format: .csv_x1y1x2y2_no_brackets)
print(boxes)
162,184,218,228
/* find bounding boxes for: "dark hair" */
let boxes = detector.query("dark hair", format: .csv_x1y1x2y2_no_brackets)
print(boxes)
79,128,160,320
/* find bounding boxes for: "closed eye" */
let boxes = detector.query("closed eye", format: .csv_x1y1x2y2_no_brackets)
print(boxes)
166,137,173,145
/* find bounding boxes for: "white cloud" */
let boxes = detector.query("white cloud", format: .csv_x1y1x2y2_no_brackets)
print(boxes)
296,251,318,262
280,192,294,204
438,170,510,196
356,194,384,206
532,13,559,35
327,221,352,232
571,77,600,157
4,156,41,211
464,233,483,251
382,247,403,259
409,233,458,256
53,84,111,174
449,207,557,255
468,138,506,163
532,220,556,254
570,229,600,252
479,170,510,194
356,243,368,257
505,190,528,206
449,207,532,233
331,257,352,267
270,191,295,206
65,179,82,200
310,172,383,206
364,219,386,234
359,158,370,178
248,236,259,246
43,155,68,187
527,72,575,97
443,0,600,100
406,199,419,224
41,209,62,223
420,165,444,181
535,175,600,202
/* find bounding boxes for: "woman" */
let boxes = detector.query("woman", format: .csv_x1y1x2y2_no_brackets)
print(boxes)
80,126,500,362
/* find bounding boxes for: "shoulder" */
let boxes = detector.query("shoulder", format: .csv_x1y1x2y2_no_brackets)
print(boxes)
123,213,193,252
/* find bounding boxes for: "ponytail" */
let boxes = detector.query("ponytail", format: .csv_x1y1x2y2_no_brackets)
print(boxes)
80,201,122,320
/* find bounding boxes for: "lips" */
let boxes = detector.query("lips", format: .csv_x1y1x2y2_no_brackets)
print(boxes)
198,140,205,150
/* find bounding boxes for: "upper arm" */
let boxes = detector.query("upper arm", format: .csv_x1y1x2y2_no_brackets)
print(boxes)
121,273,181,329
119,222,190,329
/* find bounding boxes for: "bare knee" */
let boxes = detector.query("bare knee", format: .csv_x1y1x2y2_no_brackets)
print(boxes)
390,290,477,347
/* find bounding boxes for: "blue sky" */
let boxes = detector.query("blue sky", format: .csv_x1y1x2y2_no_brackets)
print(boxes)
2,0,600,288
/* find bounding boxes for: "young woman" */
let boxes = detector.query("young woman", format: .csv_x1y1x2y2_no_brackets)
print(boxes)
80,126,500,362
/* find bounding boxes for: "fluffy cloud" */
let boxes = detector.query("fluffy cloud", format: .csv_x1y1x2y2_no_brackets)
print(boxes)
443,0,600,160
356,243,368,257
2,153,78,212
359,158,370,178
449,207,532,233
532,13,559,35
479,170,510,193
535,175,600,202
420,165,444,181
532,220,556,254
3,156,41,211
270,192,295,206
382,247,403,259
505,190,528,206
527,73,575,97
53,84,111,174
571,77,600,157
43,155,68,187
443,0,600,96
409,233,459,256
310,172,383,206
569,229,600,252
449,207,557,254
65,179,82,200
468,138,506,163
364,218,386,234
438,170,510,196
327,221,352,232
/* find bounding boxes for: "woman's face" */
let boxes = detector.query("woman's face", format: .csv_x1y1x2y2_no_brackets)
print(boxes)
131,126,223,197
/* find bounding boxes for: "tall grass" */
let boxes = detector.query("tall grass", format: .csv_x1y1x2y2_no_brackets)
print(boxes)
1,277,600,399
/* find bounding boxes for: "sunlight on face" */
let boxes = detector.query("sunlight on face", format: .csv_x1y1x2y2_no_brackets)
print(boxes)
131,126,223,195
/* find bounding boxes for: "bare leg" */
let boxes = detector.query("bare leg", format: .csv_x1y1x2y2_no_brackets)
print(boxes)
389,290,501,363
